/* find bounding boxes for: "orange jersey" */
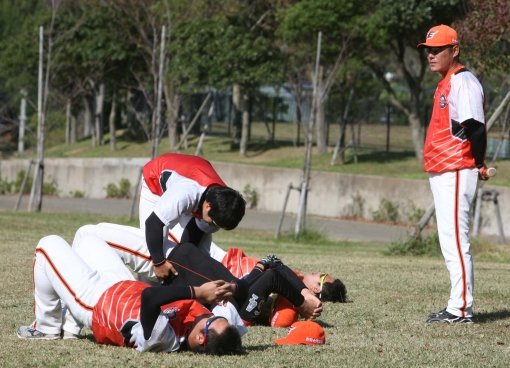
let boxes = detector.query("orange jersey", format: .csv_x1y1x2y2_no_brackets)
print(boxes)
91,280,210,349
221,248,303,279
424,65,485,173
143,153,225,196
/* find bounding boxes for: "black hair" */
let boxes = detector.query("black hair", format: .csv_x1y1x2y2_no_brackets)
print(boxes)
194,325,244,356
205,186,246,230
321,279,347,303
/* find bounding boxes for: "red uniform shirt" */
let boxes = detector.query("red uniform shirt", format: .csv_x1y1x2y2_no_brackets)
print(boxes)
143,153,225,196
423,65,485,173
91,280,210,349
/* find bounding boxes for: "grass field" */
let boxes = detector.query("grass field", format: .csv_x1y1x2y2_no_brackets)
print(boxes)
2,211,510,368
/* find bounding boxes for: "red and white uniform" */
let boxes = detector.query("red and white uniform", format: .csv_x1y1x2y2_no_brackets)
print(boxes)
69,223,247,335
424,66,484,318
92,280,209,351
424,65,485,172
33,234,206,352
139,153,225,234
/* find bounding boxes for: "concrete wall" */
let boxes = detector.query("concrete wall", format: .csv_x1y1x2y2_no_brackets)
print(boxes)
1,157,507,237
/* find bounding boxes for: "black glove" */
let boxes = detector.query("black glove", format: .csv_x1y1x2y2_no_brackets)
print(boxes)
258,254,283,270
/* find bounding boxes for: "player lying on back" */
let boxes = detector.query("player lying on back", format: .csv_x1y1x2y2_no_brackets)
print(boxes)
17,234,243,355
69,223,322,329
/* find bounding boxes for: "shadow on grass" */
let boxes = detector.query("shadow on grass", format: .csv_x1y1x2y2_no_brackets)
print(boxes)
244,344,275,352
475,309,510,323
244,140,297,158
353,150,416,163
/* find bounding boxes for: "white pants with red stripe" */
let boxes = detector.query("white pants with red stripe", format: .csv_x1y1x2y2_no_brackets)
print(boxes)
33,235,134,335
74,222,226,272
429,168,478,318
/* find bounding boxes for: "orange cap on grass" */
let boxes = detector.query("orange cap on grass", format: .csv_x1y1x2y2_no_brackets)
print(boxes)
274,321,326,346
418,25,459,47
270,296,299,327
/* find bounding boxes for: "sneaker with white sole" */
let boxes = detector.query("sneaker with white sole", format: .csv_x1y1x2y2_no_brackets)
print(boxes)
17,325,61,340
426,309,473,324
62,330,80,340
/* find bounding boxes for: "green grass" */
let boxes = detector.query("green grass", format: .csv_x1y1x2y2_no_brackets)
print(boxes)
2,211,510,367
9,122,510,187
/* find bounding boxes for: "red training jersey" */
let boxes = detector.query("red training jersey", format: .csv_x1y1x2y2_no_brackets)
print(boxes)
143,153,225,196
423,65,485,173
91,280,210,349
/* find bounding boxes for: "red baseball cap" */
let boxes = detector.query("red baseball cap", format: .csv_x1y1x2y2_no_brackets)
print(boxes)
274,321,326,346
418,25,459,48
270,296,299,327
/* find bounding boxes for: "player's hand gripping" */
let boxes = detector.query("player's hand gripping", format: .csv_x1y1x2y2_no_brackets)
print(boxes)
298,288,323,320
478,164,496,181
153,260,178,282
194,280,235,305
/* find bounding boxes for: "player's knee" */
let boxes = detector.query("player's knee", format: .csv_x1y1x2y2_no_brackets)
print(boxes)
72,224,97,247
37,235,69,252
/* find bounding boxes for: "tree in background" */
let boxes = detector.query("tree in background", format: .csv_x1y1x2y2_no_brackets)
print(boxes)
361,0,468,162
277,0,369,155
170,0,286,156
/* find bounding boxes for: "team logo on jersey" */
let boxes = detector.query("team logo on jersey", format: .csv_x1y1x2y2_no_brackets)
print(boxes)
162,307,178,319
439,94,447,109
245,293,262,316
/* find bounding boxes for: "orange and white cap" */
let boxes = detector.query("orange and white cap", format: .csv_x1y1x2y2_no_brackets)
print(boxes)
418,25,459,47
270,296,299,327
274,321,326,346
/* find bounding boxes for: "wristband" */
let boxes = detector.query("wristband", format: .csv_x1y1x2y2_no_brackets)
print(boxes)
153,259,167,267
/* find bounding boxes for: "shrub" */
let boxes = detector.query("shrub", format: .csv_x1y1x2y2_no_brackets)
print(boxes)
243,184,258,209
70,190,85,198
105,178,131,198
372,198,400,223
386,232,441,257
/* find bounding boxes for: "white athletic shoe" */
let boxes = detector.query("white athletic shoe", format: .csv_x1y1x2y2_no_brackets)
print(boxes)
62,330,80,340
17,325,61,340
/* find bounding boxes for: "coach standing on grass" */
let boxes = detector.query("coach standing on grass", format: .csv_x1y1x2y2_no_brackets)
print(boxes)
139,153,246,281
418,25,487,324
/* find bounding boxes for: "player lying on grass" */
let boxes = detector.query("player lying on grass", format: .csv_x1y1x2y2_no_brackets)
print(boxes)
222,247,347,304
160,215,347,303
69,223,322,328
79,219,347,304
17,234,243,355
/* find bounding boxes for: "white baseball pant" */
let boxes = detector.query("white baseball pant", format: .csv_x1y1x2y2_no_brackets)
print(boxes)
33,234,134,336
429,168,478,317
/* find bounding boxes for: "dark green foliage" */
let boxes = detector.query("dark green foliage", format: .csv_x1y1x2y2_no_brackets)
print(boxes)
105,178,131,198
387,232,441,256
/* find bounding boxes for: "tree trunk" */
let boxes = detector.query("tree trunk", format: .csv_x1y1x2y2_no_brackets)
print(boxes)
65,98,71,145
82,95,93,139
95,83,105,146
232,84,242,149
408,111,423,161
239,92,250,157
109,93,117,151
164,83,180,150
